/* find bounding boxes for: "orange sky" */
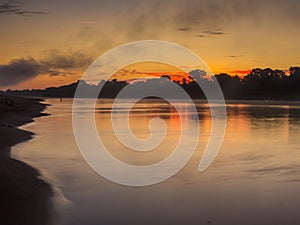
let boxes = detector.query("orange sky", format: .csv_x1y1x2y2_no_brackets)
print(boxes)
0,0,299,90
110,62,194,84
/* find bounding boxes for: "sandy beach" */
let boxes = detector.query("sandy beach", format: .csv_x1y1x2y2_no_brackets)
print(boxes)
0,94,53,225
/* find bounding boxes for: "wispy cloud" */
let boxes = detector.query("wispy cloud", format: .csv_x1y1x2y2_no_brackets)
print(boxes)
193,34,206,38
177,27,193,32
46,70,73,77
0,1,47,16
41,49,93,70
226,55,243,58
202,30,225,35
183,28,226,38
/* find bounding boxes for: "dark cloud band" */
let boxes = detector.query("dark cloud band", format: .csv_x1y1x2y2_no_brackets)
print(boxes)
0,50,93,87
0,1,47,16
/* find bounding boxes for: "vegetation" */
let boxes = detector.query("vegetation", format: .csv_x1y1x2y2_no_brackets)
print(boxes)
2,67,300,100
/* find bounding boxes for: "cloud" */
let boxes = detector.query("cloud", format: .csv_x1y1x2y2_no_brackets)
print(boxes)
96,0,300,45
117,0,248,37
0,1,47,16
0,50,93,87
177,24,226,38
178,26,225,35
0,58,43,87
170,0,298,28
46,69,73,77
41,49,93,69
107,0,236,41
226,55,243,58
187,28,225,38
177,27,193,32
202,30,225,35
193,34,206,38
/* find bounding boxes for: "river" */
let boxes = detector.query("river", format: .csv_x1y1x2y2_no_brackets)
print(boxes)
12,99,300,225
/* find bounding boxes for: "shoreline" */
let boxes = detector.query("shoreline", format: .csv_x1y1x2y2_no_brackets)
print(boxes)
0,94,53,225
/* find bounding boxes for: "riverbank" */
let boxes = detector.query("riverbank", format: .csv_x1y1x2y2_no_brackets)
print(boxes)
0,94,53,225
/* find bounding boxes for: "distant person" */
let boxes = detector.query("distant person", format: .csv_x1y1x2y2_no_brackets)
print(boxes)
60,97,63,102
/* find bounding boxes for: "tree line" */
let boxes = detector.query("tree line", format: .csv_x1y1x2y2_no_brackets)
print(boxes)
2,67,300,100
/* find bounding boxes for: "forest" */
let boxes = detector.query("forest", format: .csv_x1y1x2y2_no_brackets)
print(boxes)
2,67,300,100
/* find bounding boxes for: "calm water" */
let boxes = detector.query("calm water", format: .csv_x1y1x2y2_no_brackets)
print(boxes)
13,99,300,225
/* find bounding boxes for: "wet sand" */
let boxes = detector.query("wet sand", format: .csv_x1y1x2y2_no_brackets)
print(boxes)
0,94,53,225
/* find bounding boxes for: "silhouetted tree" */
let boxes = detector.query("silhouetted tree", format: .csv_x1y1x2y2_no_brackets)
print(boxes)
3,66,300,100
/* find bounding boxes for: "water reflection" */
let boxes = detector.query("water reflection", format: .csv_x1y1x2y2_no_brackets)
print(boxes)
11,99,300,225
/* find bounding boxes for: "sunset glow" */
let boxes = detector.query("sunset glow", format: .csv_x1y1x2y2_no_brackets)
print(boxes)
1,1,300,225
111,62,194,84
0,0,299,90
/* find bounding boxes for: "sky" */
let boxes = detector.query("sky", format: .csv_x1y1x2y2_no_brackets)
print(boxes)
0,0,299,90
